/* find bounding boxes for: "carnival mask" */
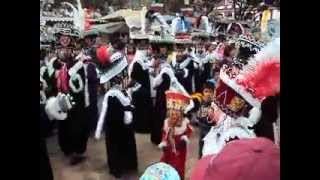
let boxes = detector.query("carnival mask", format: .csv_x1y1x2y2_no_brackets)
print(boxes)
168,109,183,127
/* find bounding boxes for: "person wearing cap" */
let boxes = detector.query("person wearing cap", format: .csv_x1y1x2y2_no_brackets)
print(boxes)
94,37,138,178
190,138,280,180
158,90,193,180
140,162,181,180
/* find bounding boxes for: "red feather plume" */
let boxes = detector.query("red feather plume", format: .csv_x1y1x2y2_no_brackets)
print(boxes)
237,58,280,100
96,45,110,65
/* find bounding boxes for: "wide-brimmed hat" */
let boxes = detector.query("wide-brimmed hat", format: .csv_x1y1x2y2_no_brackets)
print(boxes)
213,37,280,118
95,45,128,84
191,138,280,180
83,28,100,39
54,28,80,49
174,32,193,45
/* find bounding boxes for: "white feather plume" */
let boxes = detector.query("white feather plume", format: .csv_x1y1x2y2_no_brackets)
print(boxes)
239,37,280,77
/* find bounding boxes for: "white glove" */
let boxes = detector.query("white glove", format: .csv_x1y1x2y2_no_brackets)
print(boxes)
158,141,167,149
181,135,190,144
95,130,101,140
124,111,133,125
183,68,189,78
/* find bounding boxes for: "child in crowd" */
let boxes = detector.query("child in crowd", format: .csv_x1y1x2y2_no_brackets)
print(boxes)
158,90,193,180
190,80,216,158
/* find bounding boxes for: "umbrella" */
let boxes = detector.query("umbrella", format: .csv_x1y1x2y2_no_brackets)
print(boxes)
190,138,280,180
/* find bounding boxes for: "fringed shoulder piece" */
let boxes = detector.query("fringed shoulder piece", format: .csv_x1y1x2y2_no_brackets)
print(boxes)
128,50,149,78
153,66,176,88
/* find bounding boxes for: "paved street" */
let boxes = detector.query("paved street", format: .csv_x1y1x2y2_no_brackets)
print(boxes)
47,126,200,180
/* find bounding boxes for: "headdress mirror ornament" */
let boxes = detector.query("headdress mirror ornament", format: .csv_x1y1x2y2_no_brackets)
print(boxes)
236,34,265,54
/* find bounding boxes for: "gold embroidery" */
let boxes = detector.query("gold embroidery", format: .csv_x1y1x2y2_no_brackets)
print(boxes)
167,100,186,110
227,96,245,112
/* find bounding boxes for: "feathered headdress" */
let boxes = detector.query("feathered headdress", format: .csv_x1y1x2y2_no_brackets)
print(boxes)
237,38,280,100
94,45,128,84
215,37,280,118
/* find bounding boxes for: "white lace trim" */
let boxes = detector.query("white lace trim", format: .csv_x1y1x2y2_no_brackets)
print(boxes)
95,89,131,139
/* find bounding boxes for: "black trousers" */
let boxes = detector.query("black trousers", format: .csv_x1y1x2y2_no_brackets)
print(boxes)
198,128,210,159
40,138,53,180
58,108,90,155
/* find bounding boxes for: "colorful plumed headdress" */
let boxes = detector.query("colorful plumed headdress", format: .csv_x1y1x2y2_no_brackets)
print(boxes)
165,74,191,112
166,91,190,112
236,34,265,54
233,34,266,67
213,37,280,118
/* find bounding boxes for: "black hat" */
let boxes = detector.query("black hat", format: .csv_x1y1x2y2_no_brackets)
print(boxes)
203,79,216,91
83,28,100,39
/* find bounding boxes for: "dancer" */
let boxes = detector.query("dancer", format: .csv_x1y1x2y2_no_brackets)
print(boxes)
159,88,193,180
95,41,138,178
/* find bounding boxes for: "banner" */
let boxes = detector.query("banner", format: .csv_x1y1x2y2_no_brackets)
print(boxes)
261,9,271,33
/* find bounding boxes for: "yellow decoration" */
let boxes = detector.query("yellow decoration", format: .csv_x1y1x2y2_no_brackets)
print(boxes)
167,99,187,111
167,52,176,64
191,93,203,103
261,10,271,33
227,96,245,112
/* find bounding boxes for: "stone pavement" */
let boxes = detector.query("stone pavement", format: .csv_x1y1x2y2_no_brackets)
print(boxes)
47,127,200,180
